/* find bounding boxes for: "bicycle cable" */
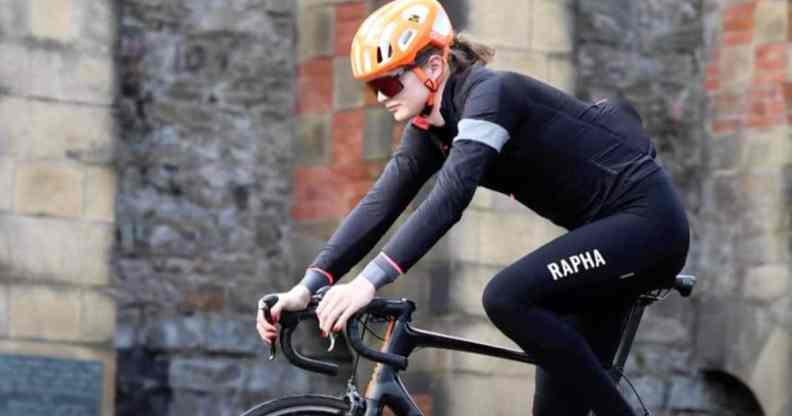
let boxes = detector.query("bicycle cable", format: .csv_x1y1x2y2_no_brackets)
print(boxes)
611,367,652,416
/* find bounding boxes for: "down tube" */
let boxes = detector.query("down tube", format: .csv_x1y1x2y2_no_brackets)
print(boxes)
364,363,423,416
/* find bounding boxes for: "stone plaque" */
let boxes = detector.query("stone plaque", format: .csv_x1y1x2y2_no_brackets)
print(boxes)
0,354,103,416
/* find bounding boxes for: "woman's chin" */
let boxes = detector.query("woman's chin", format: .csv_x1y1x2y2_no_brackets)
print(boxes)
393,109,413,122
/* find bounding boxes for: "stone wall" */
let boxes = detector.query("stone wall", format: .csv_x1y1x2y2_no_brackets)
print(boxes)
578,0,790,415
113,1,312,415
0,0,118,415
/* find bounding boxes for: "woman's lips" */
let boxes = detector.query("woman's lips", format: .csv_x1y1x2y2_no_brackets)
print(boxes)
386,104,399,112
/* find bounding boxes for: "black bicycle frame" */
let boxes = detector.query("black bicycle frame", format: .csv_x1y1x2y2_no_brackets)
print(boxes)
361,299,653,416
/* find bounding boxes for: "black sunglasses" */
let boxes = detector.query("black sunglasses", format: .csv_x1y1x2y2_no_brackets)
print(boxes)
366,67,414,97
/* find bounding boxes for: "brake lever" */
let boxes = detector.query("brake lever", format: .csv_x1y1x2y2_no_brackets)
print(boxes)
328,332,337,352
258,295,280,360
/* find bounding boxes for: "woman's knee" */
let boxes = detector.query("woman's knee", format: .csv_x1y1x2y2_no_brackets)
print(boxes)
482,270,532,323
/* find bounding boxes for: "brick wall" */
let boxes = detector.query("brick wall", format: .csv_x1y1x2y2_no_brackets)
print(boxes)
698,1,792,416
0,0,117,414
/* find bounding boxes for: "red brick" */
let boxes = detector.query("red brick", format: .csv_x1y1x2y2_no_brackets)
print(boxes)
332,109,366,165
783,82,792,106
292,166,347,221
335,2,368,56
178,288,225,312
706,78,721,93
714,92,743,117
331,161,381,182
723,2,757,32
712,118,740,135
724,30,753,46
343,180,374,208
297,58,334,113
746,86,786,128
756,43,787,70
789,4,792,41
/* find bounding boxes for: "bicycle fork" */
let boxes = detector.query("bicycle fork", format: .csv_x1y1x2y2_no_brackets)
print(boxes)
359,319,423,416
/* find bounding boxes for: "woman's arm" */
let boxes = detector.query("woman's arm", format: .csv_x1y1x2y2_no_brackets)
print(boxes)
298,123,445,294
358,76,517,289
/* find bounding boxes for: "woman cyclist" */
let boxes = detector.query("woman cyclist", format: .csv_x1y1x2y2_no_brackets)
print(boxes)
257,1,690,415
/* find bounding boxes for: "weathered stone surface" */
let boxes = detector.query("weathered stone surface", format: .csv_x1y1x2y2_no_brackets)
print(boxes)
0,215,113,285
113,1,304,413
8,285,82,341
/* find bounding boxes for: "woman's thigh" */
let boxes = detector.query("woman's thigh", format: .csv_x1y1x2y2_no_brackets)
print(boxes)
486,210,688,315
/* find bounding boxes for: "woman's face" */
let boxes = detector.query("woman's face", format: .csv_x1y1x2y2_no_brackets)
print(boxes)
376,68,430,122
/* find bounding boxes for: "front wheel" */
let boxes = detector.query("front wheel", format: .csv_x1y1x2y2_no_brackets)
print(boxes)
240,395,353,416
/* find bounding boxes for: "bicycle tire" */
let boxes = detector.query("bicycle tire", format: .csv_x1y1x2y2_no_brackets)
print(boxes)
239,394,352,416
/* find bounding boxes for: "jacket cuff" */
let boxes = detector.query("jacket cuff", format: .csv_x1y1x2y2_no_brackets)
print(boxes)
361,253,403,290
298,267,334,295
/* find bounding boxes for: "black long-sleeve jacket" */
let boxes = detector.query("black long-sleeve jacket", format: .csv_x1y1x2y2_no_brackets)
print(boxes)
300,64,659,293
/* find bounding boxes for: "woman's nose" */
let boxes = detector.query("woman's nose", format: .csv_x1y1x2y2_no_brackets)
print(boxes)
377,91,388,103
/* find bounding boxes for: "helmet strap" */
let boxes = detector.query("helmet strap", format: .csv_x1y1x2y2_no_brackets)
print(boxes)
410,60,444,128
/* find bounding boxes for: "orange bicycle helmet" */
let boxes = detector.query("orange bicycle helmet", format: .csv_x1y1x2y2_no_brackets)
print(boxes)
350,0,454,128
350,0,453,81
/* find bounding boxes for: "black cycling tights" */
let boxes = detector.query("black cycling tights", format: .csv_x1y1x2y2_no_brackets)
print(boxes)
482,173,689,416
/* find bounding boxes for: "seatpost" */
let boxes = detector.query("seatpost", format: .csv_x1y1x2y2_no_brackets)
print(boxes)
610,300,648,383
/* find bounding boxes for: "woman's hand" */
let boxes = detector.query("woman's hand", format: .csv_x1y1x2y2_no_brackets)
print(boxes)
257,284,312,346
316,277,376,336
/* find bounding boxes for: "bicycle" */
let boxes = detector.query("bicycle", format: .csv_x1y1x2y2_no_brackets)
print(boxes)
243,274,697,416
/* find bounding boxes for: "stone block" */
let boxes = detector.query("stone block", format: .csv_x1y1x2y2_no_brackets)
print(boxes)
30,0,77,41
548,55,576,93
440,370,535,415
719,44,753,87
0,215,112,285
0,96,31,157
447,210,480,263
466,1,532,50
295,113,331,166
478,211,565,266
297,3,335,63
0,340,116,416
78,0,115,56
491,49,550,82
29,100,114,161
738,125,791,170
532,0,574,53
0,1,30,39
83,166,116,222
9,285,82,341
297,57,334,113
0,158,12,211
0,285,7,337
333,56,363,110
80,290,116,343
491,191,522,212
29,48,114,105
470,187,495,210
446,262,500,317
15,161,83,218
754,0,788,44
363,107,394,161
745,264,789,302
735,232,789,266
205,314,261,354
749,327,790,416
0,42,31,95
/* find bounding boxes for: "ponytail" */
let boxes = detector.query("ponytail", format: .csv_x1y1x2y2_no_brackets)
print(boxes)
415,32,496,73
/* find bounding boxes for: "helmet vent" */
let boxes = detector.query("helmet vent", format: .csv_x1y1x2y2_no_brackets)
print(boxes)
399,30,416,50
376,43,393,63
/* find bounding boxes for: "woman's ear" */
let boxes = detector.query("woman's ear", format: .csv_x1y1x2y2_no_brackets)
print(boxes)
427,55,445,81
